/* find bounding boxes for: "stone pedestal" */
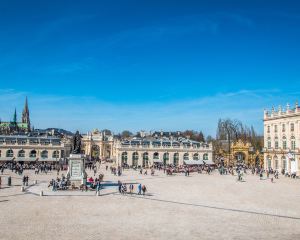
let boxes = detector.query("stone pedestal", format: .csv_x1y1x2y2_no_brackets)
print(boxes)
67,154,87,187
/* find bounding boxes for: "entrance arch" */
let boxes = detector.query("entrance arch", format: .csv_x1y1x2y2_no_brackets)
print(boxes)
91,145,100,160
234,152,246,164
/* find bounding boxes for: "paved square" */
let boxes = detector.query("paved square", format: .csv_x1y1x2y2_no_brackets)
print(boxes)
1,166,300,240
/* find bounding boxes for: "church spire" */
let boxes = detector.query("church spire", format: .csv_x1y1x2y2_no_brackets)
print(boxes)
13,108,17,124
22,97,31,131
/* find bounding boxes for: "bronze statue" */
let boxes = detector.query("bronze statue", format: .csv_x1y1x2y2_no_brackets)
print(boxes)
72,131,82,154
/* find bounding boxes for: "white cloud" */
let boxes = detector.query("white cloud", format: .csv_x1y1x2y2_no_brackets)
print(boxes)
0,88,298,136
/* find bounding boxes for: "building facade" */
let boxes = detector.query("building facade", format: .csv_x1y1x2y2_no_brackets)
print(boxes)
115,137,213,167
0,135,71,163
263,103,300,175
81,129,114,160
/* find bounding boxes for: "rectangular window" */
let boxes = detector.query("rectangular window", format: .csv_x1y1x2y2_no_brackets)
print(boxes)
275,141,279,149
267,126,270,133
275,125,278,133
282,124,285,132
268,141,271,149
291,123,295,132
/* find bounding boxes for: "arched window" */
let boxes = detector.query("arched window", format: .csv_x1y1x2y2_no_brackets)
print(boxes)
183,153,189,161
267,156,272,169
41,150,48,159
203,153,209,161
282,136,287,150
193,153,199,160
132,152,139,166
121,152,128,165
173,153,179,166
282,156,287,170
52,151,59,159
143,152,149,167
6,149,14,158
153,152,159,160
291,136,296,150
29,150,37,158
163,153,169,165
18,150,25,158
274,156,279,169
267,137,271,149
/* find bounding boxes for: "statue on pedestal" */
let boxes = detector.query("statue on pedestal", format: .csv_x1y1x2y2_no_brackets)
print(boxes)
72,131,82,154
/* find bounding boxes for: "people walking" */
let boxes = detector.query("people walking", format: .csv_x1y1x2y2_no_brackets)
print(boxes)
129,184,134,194
96,181,101,196
142,185,147,196
138,184,142,195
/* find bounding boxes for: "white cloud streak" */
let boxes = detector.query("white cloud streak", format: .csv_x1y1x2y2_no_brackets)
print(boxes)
1,88,298,136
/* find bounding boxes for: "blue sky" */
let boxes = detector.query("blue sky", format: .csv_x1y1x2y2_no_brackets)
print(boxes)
0,0,300,136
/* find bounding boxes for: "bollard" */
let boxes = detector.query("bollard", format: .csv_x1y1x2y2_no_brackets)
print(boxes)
21,186,25,192
40,190,43,197
34,180,38,185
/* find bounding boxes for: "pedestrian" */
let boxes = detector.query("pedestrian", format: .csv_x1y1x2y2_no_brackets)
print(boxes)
138,184,142,195
22,176,26,186
118,181,122,193
96,181,101,196
260,171,263,180
142,185,147,196
26,176,29,186
129,184,134,194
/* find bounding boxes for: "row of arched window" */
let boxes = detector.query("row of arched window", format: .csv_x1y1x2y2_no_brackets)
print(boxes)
267,136,296,150
121,152,209,166
266,155,288,170
0,149,60,159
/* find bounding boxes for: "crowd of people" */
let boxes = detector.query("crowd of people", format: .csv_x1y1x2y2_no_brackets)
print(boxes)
0,159,299,195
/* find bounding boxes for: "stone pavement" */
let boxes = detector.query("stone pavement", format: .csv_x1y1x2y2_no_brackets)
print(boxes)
1,166,300,240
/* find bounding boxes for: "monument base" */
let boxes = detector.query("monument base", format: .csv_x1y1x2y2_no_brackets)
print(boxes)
67,154,87,188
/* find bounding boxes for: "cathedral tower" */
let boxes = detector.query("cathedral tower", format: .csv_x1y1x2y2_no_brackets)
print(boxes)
22,97,31,131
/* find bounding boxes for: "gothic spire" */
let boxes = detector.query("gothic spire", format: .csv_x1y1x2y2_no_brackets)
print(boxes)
13,108,17,124
22,96,31,131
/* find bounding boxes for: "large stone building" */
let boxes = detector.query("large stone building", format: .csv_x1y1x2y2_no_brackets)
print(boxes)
0,97,31,134
0,134,71,163
81,129,114,160
263,103,300,175
114,136,213,167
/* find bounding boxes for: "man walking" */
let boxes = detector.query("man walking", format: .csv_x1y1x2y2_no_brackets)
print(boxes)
138,184,142,195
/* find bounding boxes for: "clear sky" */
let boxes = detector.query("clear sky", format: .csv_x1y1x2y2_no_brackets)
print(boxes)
0,0,300,136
